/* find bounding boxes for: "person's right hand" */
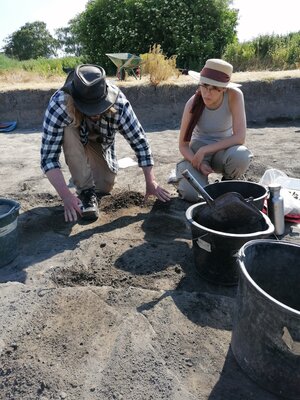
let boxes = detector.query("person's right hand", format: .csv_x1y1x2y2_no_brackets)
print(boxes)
62,193,82,222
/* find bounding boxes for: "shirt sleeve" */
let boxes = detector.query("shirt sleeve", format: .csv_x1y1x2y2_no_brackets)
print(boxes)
117,95,154,167
41,91,72,174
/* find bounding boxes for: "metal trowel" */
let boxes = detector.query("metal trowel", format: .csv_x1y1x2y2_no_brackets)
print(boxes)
182,169,264,231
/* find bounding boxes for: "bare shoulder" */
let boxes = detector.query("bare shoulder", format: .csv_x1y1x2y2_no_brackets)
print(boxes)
184,94,196,112
228,87,244,103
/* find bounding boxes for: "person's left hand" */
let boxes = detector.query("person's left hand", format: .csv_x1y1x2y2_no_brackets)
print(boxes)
191,148,206,170
145,180,171,202
199,161,214,176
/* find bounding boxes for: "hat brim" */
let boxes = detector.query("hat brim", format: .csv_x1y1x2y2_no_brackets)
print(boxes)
188,70,241,88
188,70,201,81
61,71,119,115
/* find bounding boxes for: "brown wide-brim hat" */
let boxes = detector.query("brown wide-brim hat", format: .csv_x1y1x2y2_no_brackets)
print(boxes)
62,64,119,116
188,58,241,88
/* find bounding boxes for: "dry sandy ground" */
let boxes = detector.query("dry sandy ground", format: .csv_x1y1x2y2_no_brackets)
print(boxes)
0,78,300,399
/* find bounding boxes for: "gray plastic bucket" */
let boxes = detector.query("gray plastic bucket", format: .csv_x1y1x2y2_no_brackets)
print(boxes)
0,198,20,268
231,239,300,399
185,202,274,285
204,180,267,210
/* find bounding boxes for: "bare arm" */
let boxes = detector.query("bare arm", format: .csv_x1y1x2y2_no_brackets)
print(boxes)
46,168,82,222
178,95,214,175
179,95,197,163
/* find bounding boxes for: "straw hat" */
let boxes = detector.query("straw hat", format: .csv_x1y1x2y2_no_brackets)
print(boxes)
62,64,119,115
188,59,241,88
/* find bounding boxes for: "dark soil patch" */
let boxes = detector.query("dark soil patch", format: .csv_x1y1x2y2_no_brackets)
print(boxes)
100,190,154,212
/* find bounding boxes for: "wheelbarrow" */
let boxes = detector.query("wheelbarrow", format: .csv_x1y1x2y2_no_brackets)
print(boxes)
106,53,142,80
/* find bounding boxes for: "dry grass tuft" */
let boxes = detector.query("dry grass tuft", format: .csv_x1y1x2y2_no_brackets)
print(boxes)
140,44,180,86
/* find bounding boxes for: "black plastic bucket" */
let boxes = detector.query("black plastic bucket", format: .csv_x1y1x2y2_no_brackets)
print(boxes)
185,203,274,285
231,239,300,399
0,198,20,268
204,180,267,210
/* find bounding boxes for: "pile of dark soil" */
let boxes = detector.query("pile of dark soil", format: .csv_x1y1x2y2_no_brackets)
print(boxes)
100,190,153,212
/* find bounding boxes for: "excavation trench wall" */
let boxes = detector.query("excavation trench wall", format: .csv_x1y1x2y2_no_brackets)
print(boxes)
1,78,300,130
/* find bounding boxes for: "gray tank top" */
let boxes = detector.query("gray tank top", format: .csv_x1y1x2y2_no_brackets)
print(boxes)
191,92,232,147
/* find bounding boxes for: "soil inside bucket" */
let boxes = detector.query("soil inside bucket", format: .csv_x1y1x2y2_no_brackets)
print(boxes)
194,206,266,234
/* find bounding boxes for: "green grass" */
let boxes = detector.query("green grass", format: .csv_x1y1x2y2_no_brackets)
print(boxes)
0,54,83,76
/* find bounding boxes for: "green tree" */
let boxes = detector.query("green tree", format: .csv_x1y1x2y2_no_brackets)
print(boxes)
4,21,58,60
55,24,82,56
71,0,238,71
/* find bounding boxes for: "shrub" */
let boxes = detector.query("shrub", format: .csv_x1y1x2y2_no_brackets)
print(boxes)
140,44,180,86
223,32,300,71
223,42,257,71
20,57,83,76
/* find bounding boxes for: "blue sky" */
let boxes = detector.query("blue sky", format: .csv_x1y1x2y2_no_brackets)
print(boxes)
0,0,299,49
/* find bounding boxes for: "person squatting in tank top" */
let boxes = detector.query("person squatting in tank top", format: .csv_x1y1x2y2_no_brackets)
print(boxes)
175,58,253,202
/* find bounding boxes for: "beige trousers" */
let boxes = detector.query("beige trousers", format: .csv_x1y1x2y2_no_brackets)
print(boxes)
176,145,253,202
62,125,116,195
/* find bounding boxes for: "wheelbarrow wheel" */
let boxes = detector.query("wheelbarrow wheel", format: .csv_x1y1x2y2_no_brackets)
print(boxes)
117,68,126,81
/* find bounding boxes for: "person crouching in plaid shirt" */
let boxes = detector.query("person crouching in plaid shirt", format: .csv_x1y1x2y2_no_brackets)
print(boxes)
41,64,170,222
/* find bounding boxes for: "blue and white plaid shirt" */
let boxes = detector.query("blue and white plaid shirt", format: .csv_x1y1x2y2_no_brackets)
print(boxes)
41,86,154,174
